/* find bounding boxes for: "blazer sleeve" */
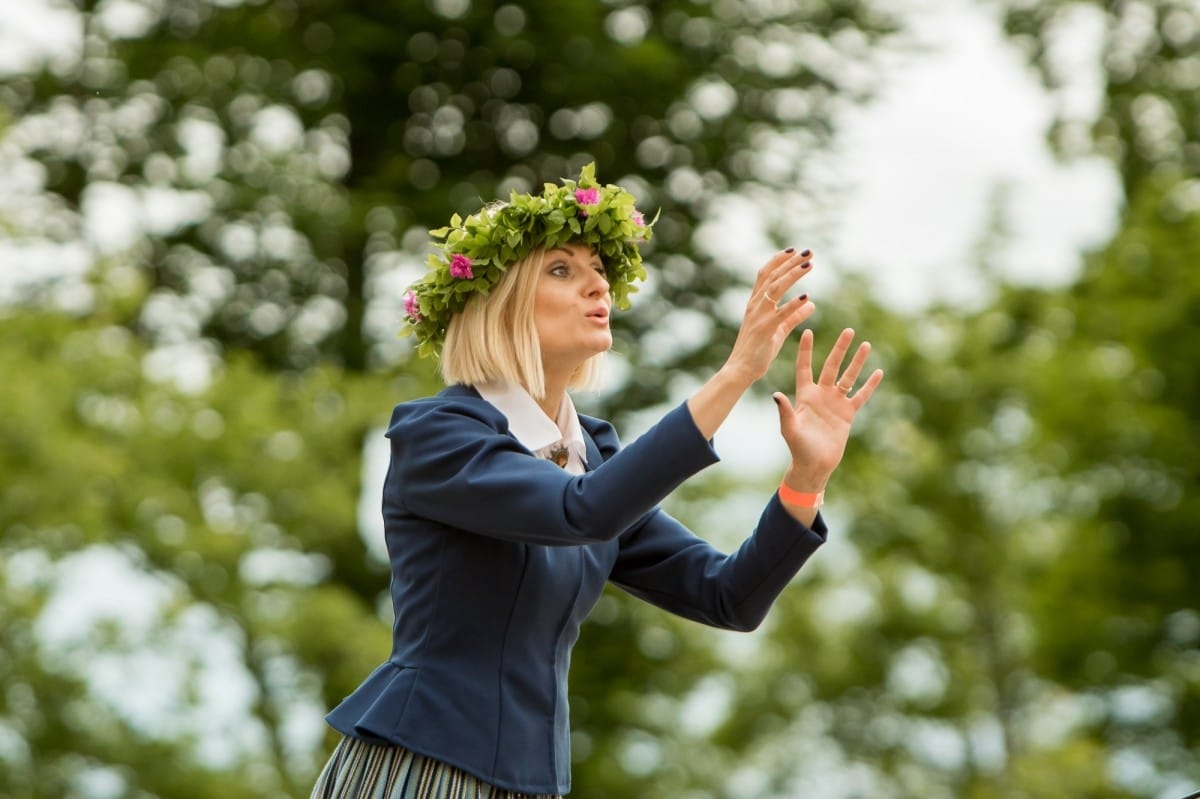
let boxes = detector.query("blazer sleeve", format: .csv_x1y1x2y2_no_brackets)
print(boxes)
384,396,719,546
608,495,828,632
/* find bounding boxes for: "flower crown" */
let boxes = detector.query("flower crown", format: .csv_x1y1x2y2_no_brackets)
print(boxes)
402,162,654,358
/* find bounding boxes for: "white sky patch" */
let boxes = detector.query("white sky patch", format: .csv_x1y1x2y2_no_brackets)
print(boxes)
239,548,332,587
678,673,734,737
141,186,214,236
0,240,91,303
0,0,81,77
886,641,950,706
357,427,390,564
251,105,306,154
694,192,775,275
826,0,1121,312
94,0,161,40
177,116,227,184
28,545,270,765
82,182,142,255
33,547,175,647
1041,4,1108,122
716,394,791,478
142,339,222,394
638,307,715,364
905,718,968,771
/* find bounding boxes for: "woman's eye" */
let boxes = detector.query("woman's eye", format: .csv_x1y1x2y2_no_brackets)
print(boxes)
550,263,569,276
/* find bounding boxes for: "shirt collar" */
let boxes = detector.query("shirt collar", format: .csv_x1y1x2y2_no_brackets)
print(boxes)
475,381,588,466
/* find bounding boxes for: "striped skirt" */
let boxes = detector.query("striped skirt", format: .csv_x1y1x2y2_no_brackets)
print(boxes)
309,735,562,799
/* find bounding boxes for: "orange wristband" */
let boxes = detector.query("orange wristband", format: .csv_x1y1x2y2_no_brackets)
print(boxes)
779,481,824,508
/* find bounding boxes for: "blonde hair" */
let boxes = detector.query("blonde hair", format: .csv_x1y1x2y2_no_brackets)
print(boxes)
440,248,604,399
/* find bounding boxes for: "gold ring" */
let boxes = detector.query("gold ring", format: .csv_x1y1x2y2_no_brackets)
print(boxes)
764,293,777,304
837,382,853,393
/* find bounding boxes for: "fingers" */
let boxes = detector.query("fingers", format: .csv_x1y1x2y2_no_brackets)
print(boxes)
772,391,797,434
794,327,815,387
754,248,813,305
819,329,883,401
836,341,871,393
763,250,813,304
817,328,855,387
850,368,885,409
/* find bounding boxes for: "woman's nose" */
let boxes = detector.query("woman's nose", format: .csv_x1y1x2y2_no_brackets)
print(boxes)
587,270,610,296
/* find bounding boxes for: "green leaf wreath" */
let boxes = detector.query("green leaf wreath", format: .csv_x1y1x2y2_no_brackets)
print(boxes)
402,163,654,358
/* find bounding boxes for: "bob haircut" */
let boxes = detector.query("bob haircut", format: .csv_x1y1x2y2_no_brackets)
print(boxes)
440,248,605,399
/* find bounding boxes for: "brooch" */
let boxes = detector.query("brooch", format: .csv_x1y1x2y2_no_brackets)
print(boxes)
548,443,570,468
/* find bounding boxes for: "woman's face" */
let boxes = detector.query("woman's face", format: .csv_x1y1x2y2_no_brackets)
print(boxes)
534,243,612,376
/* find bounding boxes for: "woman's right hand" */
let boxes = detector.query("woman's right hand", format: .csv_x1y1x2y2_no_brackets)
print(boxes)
722,248,818,385
686,248,817,440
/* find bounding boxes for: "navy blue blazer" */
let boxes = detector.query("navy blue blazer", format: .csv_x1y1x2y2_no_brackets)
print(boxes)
325,385,828,794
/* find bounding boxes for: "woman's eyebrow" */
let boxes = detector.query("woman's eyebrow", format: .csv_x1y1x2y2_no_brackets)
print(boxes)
548,247,604,266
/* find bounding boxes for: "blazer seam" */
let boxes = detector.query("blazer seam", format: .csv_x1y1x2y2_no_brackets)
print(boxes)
727,535,814,622
490,545,531,780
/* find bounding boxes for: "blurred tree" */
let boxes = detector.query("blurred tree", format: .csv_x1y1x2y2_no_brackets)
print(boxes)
0,302,406,798
711,2,1200,793
2,0,898,388
1001,2,1200,793
1011,171,1200,797
11,0,1194,796
705,165,1197,796
1,1,910,797
1003,0,1200,199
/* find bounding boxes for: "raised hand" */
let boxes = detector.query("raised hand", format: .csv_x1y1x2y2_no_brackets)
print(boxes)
773,327,884,492
722,248,818,385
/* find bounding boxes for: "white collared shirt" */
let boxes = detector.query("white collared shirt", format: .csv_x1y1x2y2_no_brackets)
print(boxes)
474,381,588,475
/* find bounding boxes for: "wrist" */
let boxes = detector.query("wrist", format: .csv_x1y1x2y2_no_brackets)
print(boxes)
782,465,829,495
780,465,829,508
716,362,757,393
778,481,824,508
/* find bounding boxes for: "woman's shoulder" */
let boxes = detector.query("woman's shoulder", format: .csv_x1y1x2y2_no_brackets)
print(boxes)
385,385,508,439
578,412,620,458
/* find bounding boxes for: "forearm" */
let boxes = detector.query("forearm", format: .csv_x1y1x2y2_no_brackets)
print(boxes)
686,364,755,441
612,498,828,632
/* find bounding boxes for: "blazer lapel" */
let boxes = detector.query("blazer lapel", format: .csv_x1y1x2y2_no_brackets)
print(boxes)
581,428,603,472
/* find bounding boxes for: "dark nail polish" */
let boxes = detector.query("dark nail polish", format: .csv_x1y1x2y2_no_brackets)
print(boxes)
784,247,795,253
801,248,812,257
799,293,809,301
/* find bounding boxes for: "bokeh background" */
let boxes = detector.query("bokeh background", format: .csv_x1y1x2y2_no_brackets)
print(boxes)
1,0,1198,797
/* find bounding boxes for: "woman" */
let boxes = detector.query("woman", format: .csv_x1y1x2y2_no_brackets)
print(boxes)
312,164,883,798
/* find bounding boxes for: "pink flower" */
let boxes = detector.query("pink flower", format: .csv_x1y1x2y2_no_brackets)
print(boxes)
449,253,474,279
631,209,645,227
574,187,600,207
404,290,422,320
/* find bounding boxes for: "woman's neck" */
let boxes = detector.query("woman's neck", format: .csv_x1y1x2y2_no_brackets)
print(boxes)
538,372,569,421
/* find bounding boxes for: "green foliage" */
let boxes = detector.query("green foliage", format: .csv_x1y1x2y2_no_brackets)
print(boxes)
1003,0,1200,197
0,1,906,794
0,308,419,797
4,0,1199,797
703,171,1200,795
1,0,898,375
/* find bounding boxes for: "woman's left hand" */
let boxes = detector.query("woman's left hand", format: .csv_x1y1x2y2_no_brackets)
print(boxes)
772,327,884,492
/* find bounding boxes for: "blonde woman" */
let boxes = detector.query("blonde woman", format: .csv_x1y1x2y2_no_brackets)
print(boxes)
312,164,883,799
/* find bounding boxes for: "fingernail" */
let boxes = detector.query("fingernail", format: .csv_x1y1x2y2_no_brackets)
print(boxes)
801,262,812,269
801,248,812,257
799,293,808,301
784,246,795,253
